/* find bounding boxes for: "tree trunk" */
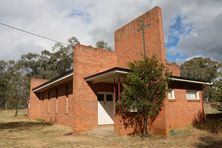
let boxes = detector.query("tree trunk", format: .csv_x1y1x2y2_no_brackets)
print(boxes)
143,112,148,136
15,90,19,117
5,102,7,110
145,113,148,135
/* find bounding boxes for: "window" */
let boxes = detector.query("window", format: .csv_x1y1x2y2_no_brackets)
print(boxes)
186,90,199,100
41,92,44,100
55,88,58,113
48,90,50,99
97,92,113,103
106,94,113,101
48,100,51,113
55,99,59,113
168,89,175,100
97,94,104,101
48,91,50,113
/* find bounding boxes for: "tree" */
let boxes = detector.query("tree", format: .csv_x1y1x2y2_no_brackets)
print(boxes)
210,80,222,102
3,60,20,110
181,57,219,82
51,36,79,76
95,40,112,51
181,57,221,103
119,56,169,136
0,36,80,110
0,60,8,109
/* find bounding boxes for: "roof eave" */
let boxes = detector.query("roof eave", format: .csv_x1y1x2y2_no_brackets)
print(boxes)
85,69,128,82
32,72,73,92
170,77,213,85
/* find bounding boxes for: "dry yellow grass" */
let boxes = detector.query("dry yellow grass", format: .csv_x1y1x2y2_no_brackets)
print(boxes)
0,110,221,148
204,103,222,114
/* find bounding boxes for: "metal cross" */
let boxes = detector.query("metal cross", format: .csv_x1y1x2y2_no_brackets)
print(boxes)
137,19,150,58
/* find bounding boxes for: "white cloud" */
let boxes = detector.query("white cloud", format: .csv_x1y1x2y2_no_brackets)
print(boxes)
155,0,222,62
0,0,221,63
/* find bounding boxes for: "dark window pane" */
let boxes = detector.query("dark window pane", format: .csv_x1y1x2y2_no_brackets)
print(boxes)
97,94,104,101
106,94,113,101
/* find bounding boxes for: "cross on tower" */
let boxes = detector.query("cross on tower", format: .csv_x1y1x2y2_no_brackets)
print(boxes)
137,19,150,58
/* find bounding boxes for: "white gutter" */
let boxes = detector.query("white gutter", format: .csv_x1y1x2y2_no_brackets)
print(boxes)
86,69,212,85
170,77,213,85
33,73,73,92
85,70,128,82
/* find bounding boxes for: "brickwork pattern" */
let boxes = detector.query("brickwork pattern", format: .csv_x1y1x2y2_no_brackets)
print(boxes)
167,63,181,76
29,78,48,119
29,79,74,127
165,82,204,134
115,6,166,68
72,44,117,132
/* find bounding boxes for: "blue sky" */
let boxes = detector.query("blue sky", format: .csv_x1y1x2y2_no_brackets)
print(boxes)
0,0,221,63
166,16,192,62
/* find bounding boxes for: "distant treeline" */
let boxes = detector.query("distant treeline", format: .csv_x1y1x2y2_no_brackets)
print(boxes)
0,37,114,109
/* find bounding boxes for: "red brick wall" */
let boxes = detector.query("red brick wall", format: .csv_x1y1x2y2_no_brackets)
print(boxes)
115,6,166,68
29,78,48,119
114,106,167,136
165,82,204,134
29,78,74,127
167,63,181,76
73,44,117,133
38,82,74,127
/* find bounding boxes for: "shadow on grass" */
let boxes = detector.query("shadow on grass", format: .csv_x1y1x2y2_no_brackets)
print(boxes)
0,121,52,132
206,113,222,119
196,136,222,148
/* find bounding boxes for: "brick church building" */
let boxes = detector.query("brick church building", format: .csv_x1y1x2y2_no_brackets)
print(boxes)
28,7,211,136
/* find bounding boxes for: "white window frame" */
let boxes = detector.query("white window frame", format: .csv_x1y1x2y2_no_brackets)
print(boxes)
186,90,200,100
168,89,175,100
55,99,59,114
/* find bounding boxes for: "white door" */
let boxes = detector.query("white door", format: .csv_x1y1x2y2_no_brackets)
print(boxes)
97,93,114,125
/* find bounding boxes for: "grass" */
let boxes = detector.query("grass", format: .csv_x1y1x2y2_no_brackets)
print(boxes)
0,109,222,148
194,104,222,134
